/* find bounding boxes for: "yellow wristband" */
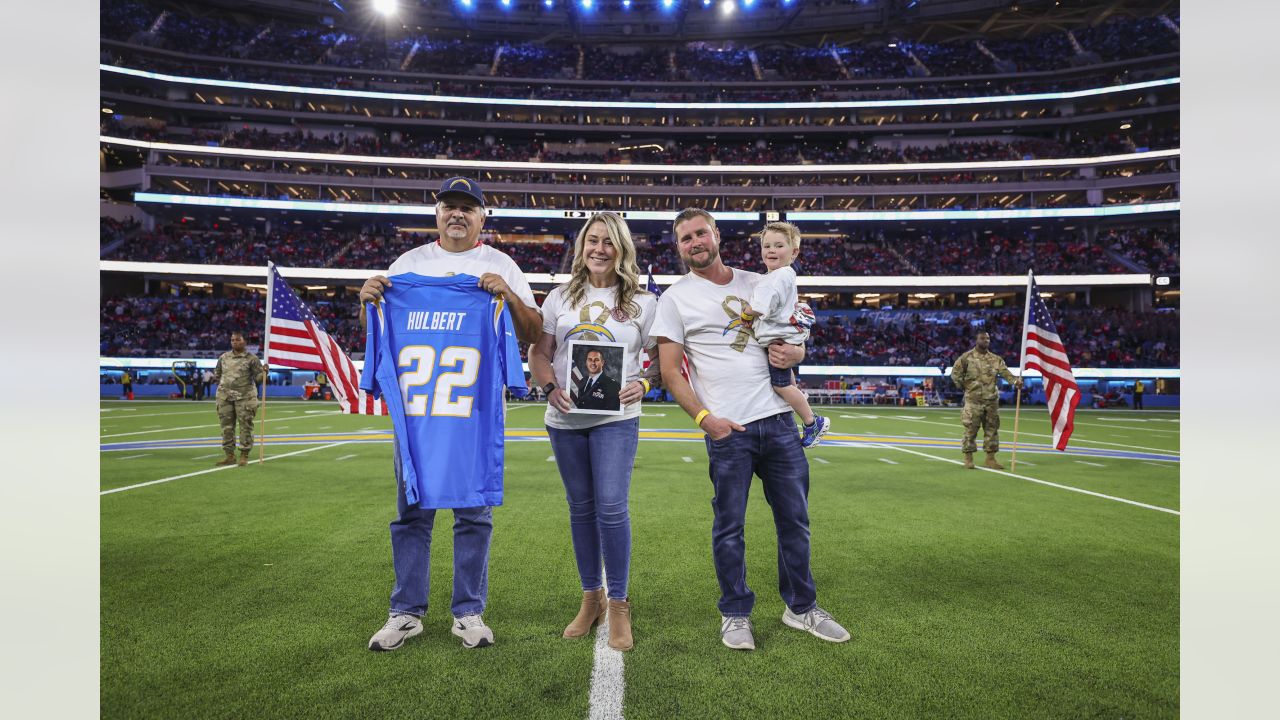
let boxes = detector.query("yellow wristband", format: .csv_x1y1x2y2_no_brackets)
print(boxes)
640,378,651,393
694,409,711,427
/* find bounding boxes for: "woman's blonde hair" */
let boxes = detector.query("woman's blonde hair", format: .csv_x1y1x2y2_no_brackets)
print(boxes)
564,211,645,317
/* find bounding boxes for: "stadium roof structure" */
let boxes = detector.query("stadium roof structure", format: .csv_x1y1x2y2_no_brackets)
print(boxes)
169,0,1180,43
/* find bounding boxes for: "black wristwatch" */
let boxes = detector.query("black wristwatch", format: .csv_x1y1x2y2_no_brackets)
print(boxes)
543,382,558,395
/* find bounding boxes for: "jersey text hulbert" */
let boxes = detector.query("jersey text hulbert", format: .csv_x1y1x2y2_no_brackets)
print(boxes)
406,311,469,332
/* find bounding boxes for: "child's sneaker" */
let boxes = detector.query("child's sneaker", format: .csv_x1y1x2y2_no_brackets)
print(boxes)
800,415,830,448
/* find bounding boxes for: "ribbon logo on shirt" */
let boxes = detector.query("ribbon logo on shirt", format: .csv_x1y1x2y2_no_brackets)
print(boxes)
565,301,617,342
720,296,755,353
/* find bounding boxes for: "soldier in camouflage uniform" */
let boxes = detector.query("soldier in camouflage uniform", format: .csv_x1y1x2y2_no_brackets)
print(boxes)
951,331,1023,470
213,332,266,466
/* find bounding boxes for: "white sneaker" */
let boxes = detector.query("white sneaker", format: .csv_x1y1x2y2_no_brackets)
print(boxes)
368,613,423,651
720,615,756,650
452,614,494,649
782,605,851,643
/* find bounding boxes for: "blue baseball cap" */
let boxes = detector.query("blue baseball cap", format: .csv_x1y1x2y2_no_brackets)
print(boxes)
435,176,485,206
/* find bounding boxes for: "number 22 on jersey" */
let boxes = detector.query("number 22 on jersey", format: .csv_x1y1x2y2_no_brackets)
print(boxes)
397,345,481,417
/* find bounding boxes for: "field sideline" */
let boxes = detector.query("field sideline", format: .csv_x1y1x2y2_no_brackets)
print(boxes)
101,399,1179,719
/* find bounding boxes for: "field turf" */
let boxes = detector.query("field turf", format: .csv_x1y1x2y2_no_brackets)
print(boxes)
101,399,1179,719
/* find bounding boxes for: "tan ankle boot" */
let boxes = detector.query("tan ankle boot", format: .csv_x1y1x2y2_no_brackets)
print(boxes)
607,598,633,651
216,454,236,466
984,452,1004,470
238,450,250,466
563,588,605,638
962,452,975,469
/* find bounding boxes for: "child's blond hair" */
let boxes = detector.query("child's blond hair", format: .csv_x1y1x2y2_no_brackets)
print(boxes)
759,221,802,253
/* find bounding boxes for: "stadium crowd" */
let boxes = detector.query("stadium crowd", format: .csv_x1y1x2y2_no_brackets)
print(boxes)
808,306,1179,368
102,220,1179,277
110,117,1178,169
99,291,1177,370
102,0,1177,87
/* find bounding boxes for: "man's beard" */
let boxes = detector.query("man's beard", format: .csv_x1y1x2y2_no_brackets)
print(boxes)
683,246,718,269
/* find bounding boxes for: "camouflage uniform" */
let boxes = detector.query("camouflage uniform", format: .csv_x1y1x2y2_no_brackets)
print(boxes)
951,348,1017,454
214,350,264,457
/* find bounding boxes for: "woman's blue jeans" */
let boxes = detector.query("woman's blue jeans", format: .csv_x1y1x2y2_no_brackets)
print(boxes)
546,417,640,599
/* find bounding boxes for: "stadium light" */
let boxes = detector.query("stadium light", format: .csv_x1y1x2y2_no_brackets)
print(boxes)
742,0,754,7
721,0,734,14
544,0,553,5
372,0,397,15
582,0,592,9
623,0,631,6
662,0,674,8
501,0,512,6
703,0,711,5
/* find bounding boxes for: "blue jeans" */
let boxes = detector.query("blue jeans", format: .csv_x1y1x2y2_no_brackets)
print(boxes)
388,444,492,618
704,412,817,617
546,417,640,599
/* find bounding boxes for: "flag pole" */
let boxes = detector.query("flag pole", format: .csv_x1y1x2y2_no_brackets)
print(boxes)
260,263,274,465
1011,270,1034,472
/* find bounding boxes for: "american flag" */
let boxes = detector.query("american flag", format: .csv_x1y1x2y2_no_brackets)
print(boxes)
265,263,388,415
1019,273,1078,450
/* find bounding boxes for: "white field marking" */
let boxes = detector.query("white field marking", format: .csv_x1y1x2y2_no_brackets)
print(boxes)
904,431,919,436
1076,420,1178,434
276,426,291,430
99,412,342,439
335,454,358,461
1075,461,1107,468
839,414,881,420
1015,460,1036,467
118,454,151,460
872,443,1179,515
641,412,667,417
813,457,831,464
100,409,217,421
1143,461,1176,468
101,442,349,496
547,455,556,462
587,607,625,720
878,458,899,465
682,456,693,463
881,415,1177,455
318,425,332,429
193,453,223,460
144,425,162,429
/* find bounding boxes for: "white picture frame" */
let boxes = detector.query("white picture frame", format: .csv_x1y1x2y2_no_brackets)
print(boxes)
565,340,628,416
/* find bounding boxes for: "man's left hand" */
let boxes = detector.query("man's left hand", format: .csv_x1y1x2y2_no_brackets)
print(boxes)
768,341,805,369
478,273,513,300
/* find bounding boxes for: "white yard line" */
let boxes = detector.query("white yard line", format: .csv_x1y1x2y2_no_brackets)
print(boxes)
335,454,358,461
862,415,1178,455
1143,461,1176,468
1075,461,1107,468
873,443,1179,515
118,454,151,460
813,457,830,464
100,412,341,439
547,455,556,462
101,442,349,496
587,612,625,720
681,457,693,463
878,458,898,465
193,453,223,460
1077,420,1179,433
99,409,218,421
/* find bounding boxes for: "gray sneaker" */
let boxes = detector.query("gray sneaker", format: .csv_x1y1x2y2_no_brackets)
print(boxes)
720,615,756,650
782,605,851,643
368,613,423,651
452,614,494,649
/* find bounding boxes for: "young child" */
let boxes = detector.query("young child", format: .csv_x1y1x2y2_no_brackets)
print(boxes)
740,221,830,448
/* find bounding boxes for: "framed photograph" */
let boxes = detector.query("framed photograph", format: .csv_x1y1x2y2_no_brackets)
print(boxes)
565,340,628,416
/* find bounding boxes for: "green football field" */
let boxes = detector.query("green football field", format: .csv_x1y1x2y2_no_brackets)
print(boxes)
100,398,1179,719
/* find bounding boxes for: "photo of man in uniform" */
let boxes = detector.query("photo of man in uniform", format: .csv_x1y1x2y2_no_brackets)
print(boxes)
570,345,623,413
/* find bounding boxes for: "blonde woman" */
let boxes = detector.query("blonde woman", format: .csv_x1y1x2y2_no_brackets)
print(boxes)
529,212,659,651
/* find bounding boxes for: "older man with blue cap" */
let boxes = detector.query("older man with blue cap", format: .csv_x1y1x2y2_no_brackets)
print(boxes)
359,176,542,652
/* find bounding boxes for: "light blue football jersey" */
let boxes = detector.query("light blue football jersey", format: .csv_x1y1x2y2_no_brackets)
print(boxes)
360,273,527,508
